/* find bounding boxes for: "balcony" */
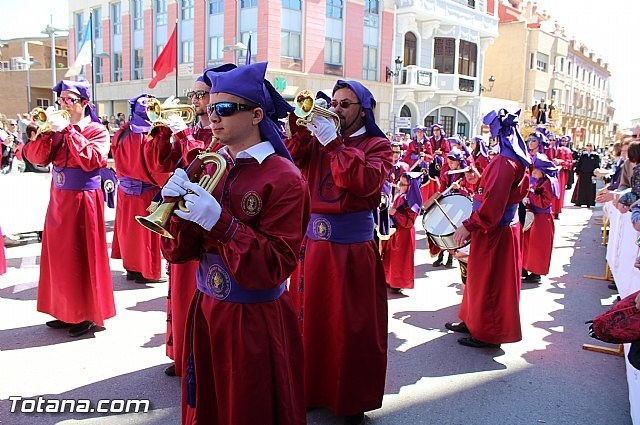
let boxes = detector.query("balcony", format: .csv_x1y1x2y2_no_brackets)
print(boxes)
397,65,438,89
396,66,480,98
397,0,497,37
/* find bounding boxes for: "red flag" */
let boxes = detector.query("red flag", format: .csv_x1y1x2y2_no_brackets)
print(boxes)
148,25,177,89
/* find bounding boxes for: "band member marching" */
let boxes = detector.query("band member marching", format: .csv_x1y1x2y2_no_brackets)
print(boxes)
285,80,392,425
111,94,172,284
551,136,574,219
22,80,115,337
522,153,560,283
160,62,308,425
470,136,490,174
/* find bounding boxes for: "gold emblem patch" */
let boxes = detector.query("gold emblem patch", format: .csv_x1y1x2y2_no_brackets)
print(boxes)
54,170,65,187
241,191,262,216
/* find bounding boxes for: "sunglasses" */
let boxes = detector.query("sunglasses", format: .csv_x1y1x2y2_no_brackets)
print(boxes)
57,97,82,105
207,102,255,117
186,90,208,100
329,99,361,109
527,138,539,143
633,134,640,138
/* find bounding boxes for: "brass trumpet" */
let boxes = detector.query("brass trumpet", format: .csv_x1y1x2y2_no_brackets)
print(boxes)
136,139,226,239
146,98,196,129
293,89,341,132
31,107,71,136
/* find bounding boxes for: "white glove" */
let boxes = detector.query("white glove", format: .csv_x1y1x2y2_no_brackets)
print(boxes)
166,114,188,134
307,115,337,146
161,168,189,199
49,113,69,132
174,181,221,231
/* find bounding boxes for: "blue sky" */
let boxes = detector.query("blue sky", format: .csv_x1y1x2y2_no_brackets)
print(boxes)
2,0,637,126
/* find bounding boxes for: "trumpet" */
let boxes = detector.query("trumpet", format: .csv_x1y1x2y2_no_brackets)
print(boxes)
31,107,71,136
146,97,196,129
136,138,226,239
293,89,341,132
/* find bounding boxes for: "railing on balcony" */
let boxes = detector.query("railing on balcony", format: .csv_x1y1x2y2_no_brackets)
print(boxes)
397,66,437,88
458,77,475,93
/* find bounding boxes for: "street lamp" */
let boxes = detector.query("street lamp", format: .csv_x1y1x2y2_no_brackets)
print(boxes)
385,56,403,82
41,17,68,103
16,55,42,112
480,75,496,92
222,42,247,65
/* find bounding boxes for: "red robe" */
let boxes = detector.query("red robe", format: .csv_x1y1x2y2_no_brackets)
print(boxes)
382,195,418,289
286,128,392,416
0,226,6,275
552,146,574,215
22,119,115,326
472,153,489,175
110,126,172,279
144,124,222,376
401,136,433,168
459,154,528,344
522,178,555,275
161,150,309,425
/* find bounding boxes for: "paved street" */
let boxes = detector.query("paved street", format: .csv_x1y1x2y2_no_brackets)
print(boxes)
0,172,632,425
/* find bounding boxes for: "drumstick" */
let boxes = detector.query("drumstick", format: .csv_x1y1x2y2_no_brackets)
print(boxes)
433,198,458,230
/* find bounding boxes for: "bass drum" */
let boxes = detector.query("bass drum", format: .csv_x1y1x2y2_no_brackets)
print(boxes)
422,193,473,250
523,211,535,232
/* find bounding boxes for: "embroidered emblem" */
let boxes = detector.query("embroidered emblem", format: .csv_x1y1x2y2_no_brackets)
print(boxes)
241,191,262,216
478,187,484,195
54,170,65,187
206,264,231,300
103,179,115,193
312,217,332,240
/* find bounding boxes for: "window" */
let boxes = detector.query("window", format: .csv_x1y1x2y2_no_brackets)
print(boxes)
281,31,301,58
182,0,194,20
326,0,343,18
10,57,26,70
92,8,102,39
240,32,256,61
404,33,417,66
209,0,223,14
241,0,257,7
209,36,223,61
567,61,571,74
325,38,342,65
113,52,122,81
112,3,122,35
364,0,379,27
282,0,301,9
156,43,165,58
364,0,378,13
133,0,143,30
458,40,477,77
0,61,9,71
467,0,475,7
559,57,564,73
133,49,144,79
441,115,454,138
182,40,194,63
156,0,167,25
95,57,103,83
434,38,455,74
36,98,50,108
362,45,377,81
536,52,548,72
75,12,84,46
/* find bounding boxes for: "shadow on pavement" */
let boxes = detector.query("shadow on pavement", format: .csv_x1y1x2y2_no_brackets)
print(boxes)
127,296,167,314
0,323,105,351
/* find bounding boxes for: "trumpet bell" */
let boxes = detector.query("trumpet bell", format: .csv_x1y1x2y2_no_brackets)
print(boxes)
146,98,196,128
30,107,71,135
293,89,341,133
135,202,176,239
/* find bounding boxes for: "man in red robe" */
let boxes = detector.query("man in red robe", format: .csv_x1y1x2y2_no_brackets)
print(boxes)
286,80,392,425
23,80,114,337
449,109,530,348
111,94,172,283
552,136,574,219
160,62,308,425
144,66,230,377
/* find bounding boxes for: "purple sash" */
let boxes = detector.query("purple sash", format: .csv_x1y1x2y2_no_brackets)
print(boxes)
530,205,552,214
53,167,101,191
305,211,374,244
196,252,285,303
118,176,158,196
473,199,519,227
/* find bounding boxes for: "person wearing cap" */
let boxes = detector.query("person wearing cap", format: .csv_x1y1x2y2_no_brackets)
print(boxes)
159,62,308,425
551,136,574,219
448,109,530,349
402,125,432,171
382,172,422,293
285,79,392,425
447,135,471,161
470,136,489,174
522,153,560,283
571,142,600,208
428,123,450,163
377,143,407,248
110,93,172,285
22,79,115,337
144,66,232,377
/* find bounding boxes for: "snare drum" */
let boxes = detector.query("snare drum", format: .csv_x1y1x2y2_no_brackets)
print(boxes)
523,211,534,232
422,194,473,250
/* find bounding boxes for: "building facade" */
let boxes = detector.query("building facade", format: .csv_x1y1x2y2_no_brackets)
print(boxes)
0,37,68,117
391,0,498,138
67,0,395,129
483,0,613,147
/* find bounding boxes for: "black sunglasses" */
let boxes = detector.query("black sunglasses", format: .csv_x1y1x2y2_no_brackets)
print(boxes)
186,90,208,100
329,99,360,109
207,102,255,117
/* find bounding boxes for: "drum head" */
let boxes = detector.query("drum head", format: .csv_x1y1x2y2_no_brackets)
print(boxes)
422,194,473,235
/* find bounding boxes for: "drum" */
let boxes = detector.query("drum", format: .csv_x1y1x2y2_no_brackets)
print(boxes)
523,211,534,232
422,194,473,250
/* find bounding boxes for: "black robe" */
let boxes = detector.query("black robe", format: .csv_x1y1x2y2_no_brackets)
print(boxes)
571,151,600,207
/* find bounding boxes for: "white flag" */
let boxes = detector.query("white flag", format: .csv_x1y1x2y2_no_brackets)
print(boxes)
65,17,92,77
